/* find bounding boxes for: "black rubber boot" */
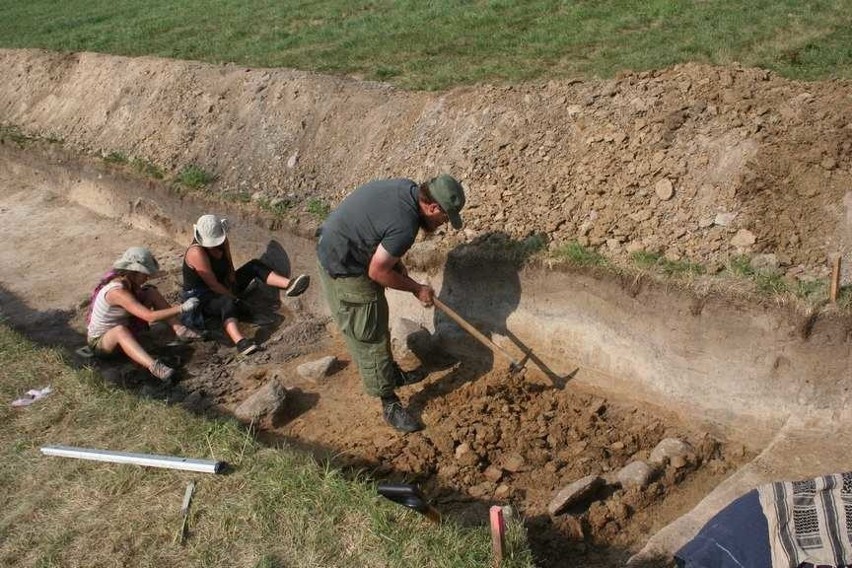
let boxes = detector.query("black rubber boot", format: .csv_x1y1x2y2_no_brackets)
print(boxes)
393,363,427,387
382,397,423,433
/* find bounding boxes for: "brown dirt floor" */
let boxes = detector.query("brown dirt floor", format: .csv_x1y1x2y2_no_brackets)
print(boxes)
71,307,749,568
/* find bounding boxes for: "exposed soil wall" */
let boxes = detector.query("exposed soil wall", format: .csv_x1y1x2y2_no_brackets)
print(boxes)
5,141,849,450
2,49,851,282
389,241,852,450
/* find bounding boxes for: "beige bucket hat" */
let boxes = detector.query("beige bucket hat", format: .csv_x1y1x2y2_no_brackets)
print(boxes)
193,214,229,247
113,247,160,275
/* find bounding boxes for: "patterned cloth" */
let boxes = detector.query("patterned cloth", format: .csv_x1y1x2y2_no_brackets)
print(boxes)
759,472,852,568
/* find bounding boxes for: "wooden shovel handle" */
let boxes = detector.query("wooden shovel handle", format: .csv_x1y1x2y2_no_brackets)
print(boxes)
432,298,519,367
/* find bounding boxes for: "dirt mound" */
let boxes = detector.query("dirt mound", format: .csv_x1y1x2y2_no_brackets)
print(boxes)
2,49,850,280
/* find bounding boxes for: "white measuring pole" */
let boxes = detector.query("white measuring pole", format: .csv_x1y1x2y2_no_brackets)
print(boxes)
41,444,224,474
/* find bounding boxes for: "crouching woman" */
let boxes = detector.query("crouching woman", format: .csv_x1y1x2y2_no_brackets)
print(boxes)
86,247,200,382
182,214,309,356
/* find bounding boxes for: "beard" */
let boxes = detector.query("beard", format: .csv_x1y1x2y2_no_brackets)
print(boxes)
419,216,439,233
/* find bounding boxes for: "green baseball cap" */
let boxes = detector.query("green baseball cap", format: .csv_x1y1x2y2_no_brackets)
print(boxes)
429,174,466,229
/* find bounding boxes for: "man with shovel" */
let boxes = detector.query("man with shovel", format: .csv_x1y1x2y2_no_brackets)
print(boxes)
316,175,466,433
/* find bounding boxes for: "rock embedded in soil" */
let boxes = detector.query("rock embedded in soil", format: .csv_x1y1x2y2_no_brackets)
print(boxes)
296,355,336,381
616,461,656,489
649,438,694,466
730,228,757,249
654,178,675,200
233,380,288,428
548,474,605,516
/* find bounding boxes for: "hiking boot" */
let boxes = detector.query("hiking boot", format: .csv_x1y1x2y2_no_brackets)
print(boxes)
284,274,310,297
394,363,427,387
149,359,175,382
382,399,423,433
236,338,258,356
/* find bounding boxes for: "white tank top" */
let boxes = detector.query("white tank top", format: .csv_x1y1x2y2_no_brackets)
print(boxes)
87,281,130,340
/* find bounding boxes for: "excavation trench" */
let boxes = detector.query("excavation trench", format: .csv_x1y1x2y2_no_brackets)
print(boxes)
2,145,852,567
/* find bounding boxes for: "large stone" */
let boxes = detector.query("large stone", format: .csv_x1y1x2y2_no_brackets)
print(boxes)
750,253,780,274
548,475,604,516
649,438,693,466
616,461,656,489
297,355,336,382
731,229,756,248
714,211,737,226
484,465,504,483
654,178,674,200
234,380,288,428
502,453,526,473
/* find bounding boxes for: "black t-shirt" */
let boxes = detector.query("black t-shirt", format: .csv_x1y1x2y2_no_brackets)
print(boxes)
318,178,421,277
182,245,231,292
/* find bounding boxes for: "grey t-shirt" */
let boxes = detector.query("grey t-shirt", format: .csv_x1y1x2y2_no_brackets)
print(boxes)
318,178,421,277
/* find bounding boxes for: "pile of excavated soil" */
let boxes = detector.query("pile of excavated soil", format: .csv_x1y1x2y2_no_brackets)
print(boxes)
1,49,850,282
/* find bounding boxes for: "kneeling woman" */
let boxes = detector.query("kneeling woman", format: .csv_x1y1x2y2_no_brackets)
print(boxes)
87,247,200,381
182,214,309,356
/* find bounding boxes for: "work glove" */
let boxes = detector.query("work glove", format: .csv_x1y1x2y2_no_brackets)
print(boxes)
180,297,201,314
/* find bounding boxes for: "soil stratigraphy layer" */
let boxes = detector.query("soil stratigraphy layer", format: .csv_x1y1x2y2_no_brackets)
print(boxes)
1,49,851,281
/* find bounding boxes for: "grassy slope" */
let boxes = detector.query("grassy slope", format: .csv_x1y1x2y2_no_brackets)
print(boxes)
0,325,533,567
0,0,849,89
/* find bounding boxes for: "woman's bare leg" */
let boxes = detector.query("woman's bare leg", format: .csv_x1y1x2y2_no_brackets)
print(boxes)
223,317,245,344
265,271,309,297
264,271,292,289
138,286,186,334
98,325,155,369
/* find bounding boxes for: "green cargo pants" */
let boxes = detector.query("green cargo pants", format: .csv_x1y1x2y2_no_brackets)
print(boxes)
317,262,397,398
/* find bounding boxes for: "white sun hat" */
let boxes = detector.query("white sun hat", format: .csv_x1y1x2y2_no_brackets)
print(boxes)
113,247,160,275
193,214,229,247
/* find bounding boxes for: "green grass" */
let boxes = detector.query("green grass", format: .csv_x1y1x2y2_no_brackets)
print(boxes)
838,286,852,310
0,124,32,147
257,197,291,217
551,241,608,267
726,254,755,277
131,157,165,179
103,151,128,164
0,1,849,89
306,197,331,221
222,190,252,204
0,325,534,568
631,250,705,276
177,164,217,189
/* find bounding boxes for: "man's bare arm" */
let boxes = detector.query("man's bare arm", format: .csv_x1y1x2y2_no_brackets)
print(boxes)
367,244,434,306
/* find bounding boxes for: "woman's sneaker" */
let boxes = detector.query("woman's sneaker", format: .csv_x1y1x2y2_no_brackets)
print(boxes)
284,274,310,297
236,338,258,356
149,359,176,382
174,325,203,343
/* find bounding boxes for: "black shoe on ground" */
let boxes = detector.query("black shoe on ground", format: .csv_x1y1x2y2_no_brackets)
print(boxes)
236,338,258,356
382,399,423,433
394,363,427,387
284,274,310,297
